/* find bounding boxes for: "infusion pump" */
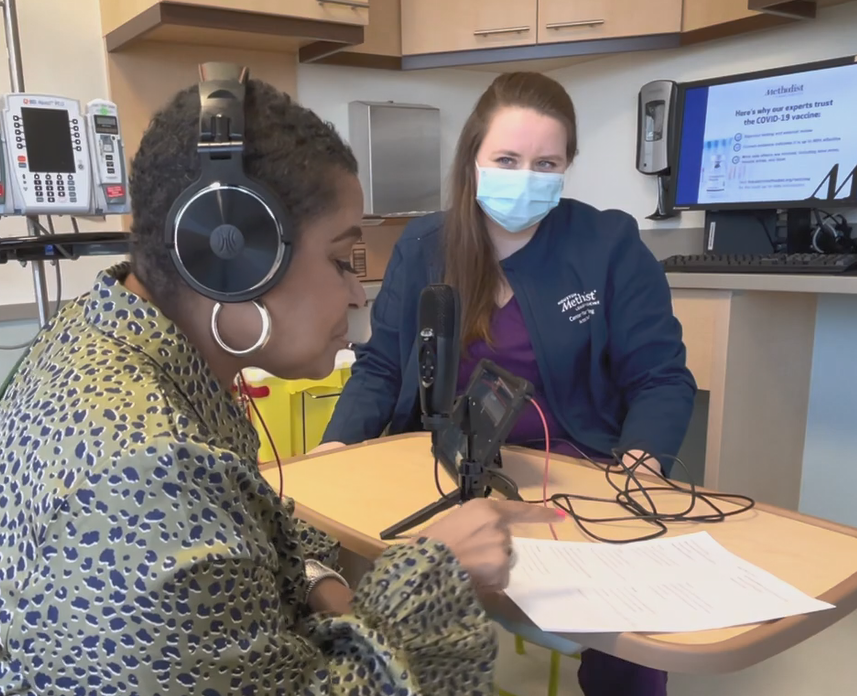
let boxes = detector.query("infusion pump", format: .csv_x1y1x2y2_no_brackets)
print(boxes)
0,94,129,217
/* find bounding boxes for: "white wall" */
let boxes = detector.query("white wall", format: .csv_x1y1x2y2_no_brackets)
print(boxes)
0,318,36,380
0,0,125,310
548,2,857,231
297,63,497,206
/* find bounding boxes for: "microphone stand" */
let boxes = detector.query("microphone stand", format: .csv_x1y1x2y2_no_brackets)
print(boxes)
379,397,522,541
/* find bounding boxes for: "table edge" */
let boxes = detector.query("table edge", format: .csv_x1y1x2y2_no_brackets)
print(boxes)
262,434,857,672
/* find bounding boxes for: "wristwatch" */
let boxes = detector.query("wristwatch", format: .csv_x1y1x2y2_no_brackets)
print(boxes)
304,559,349,602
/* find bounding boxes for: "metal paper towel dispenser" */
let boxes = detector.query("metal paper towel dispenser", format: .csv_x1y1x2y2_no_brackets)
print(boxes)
348,101,441,215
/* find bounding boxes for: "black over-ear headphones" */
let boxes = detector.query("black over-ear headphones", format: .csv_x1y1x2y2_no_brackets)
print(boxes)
811,210,855,254
165,62,294,303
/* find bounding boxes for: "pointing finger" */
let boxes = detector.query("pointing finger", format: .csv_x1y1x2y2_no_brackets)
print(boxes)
492,500,568,525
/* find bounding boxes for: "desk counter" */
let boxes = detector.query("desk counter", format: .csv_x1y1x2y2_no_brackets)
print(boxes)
665,274,857,528
667,272,857,295
261,434,857,674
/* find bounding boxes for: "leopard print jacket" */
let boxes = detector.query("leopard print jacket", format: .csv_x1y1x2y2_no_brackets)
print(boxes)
0,264,496,695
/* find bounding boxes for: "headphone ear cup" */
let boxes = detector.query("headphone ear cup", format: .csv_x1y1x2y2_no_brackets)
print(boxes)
812,218,839,254
170,183,293,303
812,216,856,255
834,215,855,252
165,62,294,304
811,220,831,253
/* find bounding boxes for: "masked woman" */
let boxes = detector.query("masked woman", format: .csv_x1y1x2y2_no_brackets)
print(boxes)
323,72,696,696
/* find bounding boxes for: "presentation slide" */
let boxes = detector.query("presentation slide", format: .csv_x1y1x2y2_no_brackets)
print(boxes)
674,62,857,208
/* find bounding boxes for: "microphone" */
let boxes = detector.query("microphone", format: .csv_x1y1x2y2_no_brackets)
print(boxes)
417,284,461,430
380,282,523,540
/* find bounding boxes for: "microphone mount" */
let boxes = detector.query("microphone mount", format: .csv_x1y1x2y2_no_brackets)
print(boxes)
380,359,529,540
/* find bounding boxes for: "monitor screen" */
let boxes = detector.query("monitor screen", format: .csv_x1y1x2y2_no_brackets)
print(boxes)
21,107,75,173
433,359,533,479
469,369,515,427
673,58,857,210
93,114,119,135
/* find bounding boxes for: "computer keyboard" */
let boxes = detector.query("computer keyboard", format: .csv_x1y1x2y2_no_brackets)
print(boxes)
661,253,857,275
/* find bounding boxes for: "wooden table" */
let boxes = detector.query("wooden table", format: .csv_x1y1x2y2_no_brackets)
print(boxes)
260,433,857,674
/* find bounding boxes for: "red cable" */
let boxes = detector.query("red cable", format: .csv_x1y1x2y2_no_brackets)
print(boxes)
529,397,558,541
237,372,285,500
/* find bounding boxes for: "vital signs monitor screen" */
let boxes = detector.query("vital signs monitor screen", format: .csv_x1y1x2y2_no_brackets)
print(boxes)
21,107,75,174
673,57,857,209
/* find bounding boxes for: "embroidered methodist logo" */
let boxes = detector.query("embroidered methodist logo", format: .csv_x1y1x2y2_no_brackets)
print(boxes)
558,290,600,325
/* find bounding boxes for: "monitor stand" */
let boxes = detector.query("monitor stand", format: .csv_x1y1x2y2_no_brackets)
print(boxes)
702,208,813,255
785,209,813,253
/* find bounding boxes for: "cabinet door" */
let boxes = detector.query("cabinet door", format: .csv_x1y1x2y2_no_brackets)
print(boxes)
537,0,681,44
344,0,401,57
682,0,758,31
402,0,537,55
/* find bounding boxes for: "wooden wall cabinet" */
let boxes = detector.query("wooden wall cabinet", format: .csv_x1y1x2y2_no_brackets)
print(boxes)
749,0,817,18
401,0,537,55
750,0,855,18
336,0,855,70
314,0,402,68
102,0,368,53
537,0,682,44
682,0,760,31
103,0,370,36
680,0,801,43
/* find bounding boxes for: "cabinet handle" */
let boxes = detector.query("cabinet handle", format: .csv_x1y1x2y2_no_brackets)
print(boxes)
473,26,532,36
318,0,369,8
546,19,606,29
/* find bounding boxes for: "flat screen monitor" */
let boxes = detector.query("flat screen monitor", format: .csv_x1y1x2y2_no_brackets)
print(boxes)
671,56,857,211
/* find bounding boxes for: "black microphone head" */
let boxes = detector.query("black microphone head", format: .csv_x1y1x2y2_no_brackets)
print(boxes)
418,284,461,422
419,284,460,341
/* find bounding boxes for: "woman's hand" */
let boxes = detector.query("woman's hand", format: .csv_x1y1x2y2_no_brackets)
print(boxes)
423,499,566,593
309,441,347,455
307,577,354,616
624,449,662,476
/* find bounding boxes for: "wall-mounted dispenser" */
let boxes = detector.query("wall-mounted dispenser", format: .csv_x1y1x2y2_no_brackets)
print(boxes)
636,80,680,221
348,101,441,216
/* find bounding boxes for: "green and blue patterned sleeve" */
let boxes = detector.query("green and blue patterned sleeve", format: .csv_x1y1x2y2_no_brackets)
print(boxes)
294,516,341,568
13,439,495,695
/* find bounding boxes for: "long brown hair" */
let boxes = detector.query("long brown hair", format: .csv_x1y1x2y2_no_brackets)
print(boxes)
444,72,578,347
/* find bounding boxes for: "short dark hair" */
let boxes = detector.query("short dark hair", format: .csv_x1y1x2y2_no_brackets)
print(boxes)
129,79,357,303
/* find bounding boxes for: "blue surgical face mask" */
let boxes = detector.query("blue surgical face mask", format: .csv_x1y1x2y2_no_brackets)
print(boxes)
475,164,564,233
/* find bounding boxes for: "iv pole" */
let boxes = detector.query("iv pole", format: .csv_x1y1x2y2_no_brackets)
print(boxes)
1,0,51,325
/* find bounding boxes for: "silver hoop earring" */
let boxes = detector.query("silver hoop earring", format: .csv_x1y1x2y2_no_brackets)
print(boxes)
210,301,272,357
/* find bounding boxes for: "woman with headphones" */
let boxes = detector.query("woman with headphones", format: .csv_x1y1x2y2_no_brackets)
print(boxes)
0,65,561,694
322,72,697,696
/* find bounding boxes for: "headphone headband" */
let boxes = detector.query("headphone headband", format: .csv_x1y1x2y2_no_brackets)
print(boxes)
198,62,248,146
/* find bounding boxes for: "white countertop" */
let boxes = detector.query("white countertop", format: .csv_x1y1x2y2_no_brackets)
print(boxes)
367,275,857,298
667,273,857,295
